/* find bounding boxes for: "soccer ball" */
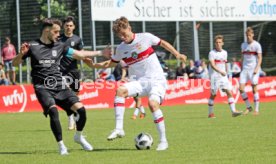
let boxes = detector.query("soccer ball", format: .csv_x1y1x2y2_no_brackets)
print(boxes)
135,132,153,150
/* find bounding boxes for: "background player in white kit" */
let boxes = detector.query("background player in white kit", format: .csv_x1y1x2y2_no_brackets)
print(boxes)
240,27,262,116
208,35,242,118
85,16,186,151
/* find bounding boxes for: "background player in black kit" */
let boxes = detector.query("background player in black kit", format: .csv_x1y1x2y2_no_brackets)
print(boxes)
12,18,109,155
60,16,84,130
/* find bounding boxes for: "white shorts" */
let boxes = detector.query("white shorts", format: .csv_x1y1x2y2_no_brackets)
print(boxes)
210,76,232,95
123,79,167,104
239,69,259,85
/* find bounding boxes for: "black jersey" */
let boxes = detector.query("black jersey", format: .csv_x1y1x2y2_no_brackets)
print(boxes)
59,34,83,73
22,39,70,89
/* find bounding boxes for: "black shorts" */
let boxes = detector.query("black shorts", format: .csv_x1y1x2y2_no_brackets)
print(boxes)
63,71,81,92
35,87,80,117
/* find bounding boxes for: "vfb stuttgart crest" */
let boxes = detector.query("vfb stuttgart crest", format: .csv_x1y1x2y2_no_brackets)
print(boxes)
71,41,75,47
131,52,138,59
52,50,57,57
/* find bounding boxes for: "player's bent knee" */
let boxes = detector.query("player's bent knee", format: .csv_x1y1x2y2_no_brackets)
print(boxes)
148,95,161,111
77,107,86,117
48,107,59,120
71,102,83,111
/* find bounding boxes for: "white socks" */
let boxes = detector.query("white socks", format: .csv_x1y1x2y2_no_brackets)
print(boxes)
152,109,167,143
133,108,139,116
140,106,145,114
241,92,251,109
208,99,214,114
114,96,125,130
134,106,145,116
254,93,260,112
228,97,236,112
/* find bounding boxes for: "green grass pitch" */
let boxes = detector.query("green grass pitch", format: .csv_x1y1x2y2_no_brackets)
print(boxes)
1,102,276,164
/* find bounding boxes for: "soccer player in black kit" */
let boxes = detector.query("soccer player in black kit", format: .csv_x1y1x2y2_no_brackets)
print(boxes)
60,16,83,130
12,18,108,155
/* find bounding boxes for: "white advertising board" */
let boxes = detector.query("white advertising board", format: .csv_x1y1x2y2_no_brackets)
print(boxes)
91,0,276,21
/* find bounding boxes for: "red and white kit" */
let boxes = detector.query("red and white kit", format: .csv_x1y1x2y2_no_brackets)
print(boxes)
240,40,262,85
111,33,167,100
209,49,231,94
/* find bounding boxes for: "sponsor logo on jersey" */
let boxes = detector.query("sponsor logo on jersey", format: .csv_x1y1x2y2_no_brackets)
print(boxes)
135,43,142,50
39,60,55,64
52,50,57,57
71,41,75,47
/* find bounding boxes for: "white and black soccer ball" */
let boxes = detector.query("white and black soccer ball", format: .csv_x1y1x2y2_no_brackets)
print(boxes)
135,132,153,150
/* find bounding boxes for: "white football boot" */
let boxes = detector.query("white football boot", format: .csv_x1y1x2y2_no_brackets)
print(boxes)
107,129,125,141
156,141,168,151
74,134,93,151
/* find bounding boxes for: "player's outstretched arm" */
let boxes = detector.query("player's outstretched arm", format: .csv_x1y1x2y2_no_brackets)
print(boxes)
71,45,112,60
12,42,29,66
83,58,117,69
159,40,187,62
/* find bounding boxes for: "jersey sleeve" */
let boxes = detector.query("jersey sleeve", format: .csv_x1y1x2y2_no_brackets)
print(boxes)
224,50,228,62
111,47,123,63
256,42,262,54
62,43,75,59
241,43,245,52
208,51,214,61
144,33,161,46
77,38,84,50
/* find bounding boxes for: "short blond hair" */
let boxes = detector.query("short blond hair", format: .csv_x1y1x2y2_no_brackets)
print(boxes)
112,16,130,34
214,35,224,42
246,27,254,34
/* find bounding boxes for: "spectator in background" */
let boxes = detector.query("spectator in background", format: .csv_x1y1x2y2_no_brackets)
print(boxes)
186,59,196,79
175,62,188,79
156,51,170,78
112,61,126,81
231,57,241,78
194,60,209,79
96,67,113,81
0,63,9,85
194,60,202,79
201,60,209,79
1,37,16,85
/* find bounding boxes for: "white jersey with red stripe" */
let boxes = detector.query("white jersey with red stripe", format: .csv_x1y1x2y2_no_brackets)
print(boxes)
111,33,165,80
208,49,227,78
241,40,262,70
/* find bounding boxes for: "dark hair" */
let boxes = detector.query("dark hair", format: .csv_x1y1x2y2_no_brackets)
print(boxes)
41,18,62,30
112,16,130,34
63,16,76,25
0,63,3,66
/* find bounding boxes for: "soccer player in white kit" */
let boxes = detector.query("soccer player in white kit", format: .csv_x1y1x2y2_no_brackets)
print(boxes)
85,17,186,151
240,27,262,116
208,35,242,118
